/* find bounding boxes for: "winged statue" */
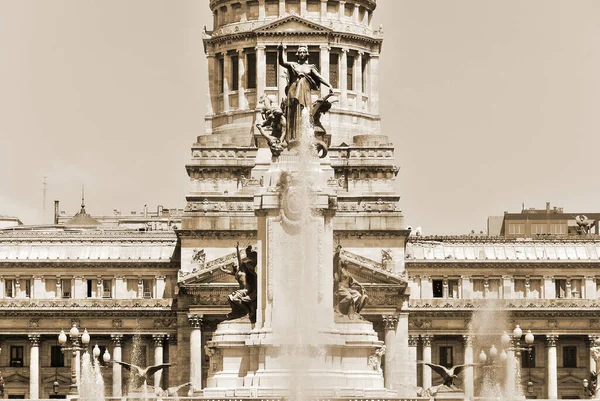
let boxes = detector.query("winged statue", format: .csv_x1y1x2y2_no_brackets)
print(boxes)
417,361,476,388
114,360,172,388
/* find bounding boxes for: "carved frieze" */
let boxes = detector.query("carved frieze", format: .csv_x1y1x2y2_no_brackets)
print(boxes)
185,200,254,213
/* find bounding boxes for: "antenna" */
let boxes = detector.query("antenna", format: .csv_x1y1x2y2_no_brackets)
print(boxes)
43,177,47,224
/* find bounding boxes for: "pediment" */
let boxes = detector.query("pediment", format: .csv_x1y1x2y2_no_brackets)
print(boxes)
178,252,238,285
254,15,332,34
340,249,407,287
558,373,585,385
4,372,29,383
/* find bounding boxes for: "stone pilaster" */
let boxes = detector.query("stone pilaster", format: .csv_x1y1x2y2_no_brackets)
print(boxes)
369,52,380,114
223,54,231,113
338,1,345,20
319,45,330,97
462,335,474,399
408,335,419,389
206,54,216,117
153,334,165,389
188,314,203,393
278,45,287,105
29,334,40,400
111,334,124,397
382,315,398,389
279,0,286,17
421,334,433,390
258,0,266,20
340,48,349,108
320,0,327,22
255,45,266,106
237,49,247,110
355,52,363,110
300,0,307,15
546,335,559,399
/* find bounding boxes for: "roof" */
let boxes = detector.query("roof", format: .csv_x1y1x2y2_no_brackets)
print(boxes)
406,236,600,262
0,230,178,263
64,201,100,228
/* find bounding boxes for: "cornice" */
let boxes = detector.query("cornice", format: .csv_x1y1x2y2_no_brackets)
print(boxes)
406,261,600,268
0,261,179,268
176,229,257,240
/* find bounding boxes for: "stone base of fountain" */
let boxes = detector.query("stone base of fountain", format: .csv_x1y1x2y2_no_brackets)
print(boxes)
432,386,465,401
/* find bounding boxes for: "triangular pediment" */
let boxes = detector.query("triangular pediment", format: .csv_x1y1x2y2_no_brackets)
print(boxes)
254,15,332,34
340,249,408,287
178,252,238,285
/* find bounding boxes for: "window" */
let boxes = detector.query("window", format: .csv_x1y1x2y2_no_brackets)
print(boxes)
51,346,65,367
347,55,354,91
247,1,259,20
5,279,14,298
266,52,278,87
432,279,443,298
286,0,300,14
563,346,577,368
265,0,279,17
550,224,566,235
87,279,94,298
246,53,257,89
218,57,225,94
439,346,453,368
61,279,71,298
522,347,535,368
142,279,153,299
102,280,112,298
10,346,24,367
531,224,547,235
24,279,31,298
329,53,339,89
508,224,525,235
231,54,239,91
555,279,567,299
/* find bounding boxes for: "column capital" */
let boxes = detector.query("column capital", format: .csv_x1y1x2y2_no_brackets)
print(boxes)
320,44,331,50
28,334,41,347
111,334,124,347
408,335,419,347
382,315,398,331
188,314,203,329
166,334,178,346
462,335,474,347
255,44,266,51
370,52,380,59
421,334,434,347
152,334,166,347
341,47,349,53
546,334,559,347
588,335,600,346
236,48,245,55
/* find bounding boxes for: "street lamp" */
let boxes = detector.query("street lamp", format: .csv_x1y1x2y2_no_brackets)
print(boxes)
58,324,91,396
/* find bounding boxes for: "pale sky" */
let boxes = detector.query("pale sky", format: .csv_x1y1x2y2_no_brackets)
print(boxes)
0,1,599,234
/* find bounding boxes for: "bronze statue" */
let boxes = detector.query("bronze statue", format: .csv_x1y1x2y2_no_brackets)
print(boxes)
256,106,286,158
333,246,368,319
221,243,258,323
278,44,333,146
417,361,476,389
113,361,172,389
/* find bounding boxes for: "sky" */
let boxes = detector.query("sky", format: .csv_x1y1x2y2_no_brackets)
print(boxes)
0,1,599,234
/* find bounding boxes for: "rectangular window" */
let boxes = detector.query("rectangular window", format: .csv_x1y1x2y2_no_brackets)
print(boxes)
362,56,368,93
522,347,535,368
563,346,577,368
555,279,567,299
265,0,279,17
247,1,259,20
432,279,443,298
286,0,300,14
5,279,14,298
10,346,24,367
329,53,339,89
231,54,239,91
439,346,453,368
246,53,257,89
550,224,566,235
102,279,112,298
87,279,93,298
24,279,31,298
266,52,278,87
508,224,525,235
142,279,153,299
61,279,71,298
51,346,65,367
347,55,354,91
531,224,547,235
218,57,225,94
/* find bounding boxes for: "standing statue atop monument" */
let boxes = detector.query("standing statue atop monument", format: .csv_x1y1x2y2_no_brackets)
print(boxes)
333,246,368,319
278,44,334,147
220,243,258,323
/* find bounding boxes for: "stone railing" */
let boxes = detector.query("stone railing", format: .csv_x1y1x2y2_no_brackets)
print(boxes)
410,298,599,309
0,298,173,309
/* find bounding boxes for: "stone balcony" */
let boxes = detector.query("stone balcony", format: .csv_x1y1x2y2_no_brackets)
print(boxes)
409,298,600,310
0,298,173,310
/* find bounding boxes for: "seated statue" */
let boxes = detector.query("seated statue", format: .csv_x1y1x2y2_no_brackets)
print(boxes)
221,243,258,323
333,246,368,319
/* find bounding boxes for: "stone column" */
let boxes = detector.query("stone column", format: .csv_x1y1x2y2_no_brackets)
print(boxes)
320,0,327,22
585,276,596,299
189,315,203,393
111,335,124,397
369,52,380,114
408,335,419,389
206,54,216,116
258,0,266,20
29,334,40,400
223,53,231,113
355,51,363,110
340,48,349,108
421,334,433,390
463,335,474,399
590,335,600,377
237,49,247,110
32,276,43,299
352,3,359,23
506,347,516,397
279,0,286,17
319,45,330,97
546,335,558,399
256,45,266,106
382,315,398,389
338,1,346,20
278,45,287,104
153,335,165,389
300,0,307,15
543,276,555,299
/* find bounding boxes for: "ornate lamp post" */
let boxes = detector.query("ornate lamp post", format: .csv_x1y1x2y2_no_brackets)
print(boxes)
58,324,91,396
92,344,112,364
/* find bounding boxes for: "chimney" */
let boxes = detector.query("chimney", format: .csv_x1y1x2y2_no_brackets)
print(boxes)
144,204,148,217
54,200,59,224
546,202,550,213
